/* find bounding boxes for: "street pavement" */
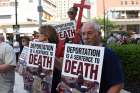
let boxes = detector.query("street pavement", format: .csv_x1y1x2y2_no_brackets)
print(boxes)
14,72,28,93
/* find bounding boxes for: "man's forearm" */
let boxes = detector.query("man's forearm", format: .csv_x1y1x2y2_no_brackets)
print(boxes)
0,64,15,73
107,83,124,93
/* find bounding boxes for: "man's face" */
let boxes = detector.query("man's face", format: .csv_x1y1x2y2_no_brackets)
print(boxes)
33,34,39,39
81,25,100,45
21,39,28,46
38,34,48,42
68,11,77,20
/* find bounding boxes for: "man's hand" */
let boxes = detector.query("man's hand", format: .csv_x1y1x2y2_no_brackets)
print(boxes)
55,57,63,70
0,64,15,73
107,83,124,93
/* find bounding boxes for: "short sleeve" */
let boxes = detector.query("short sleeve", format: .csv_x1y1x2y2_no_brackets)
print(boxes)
100,48,124,92
4,44,16,66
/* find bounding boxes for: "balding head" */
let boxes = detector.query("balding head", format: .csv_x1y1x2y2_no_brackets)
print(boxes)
81,21,101,46
81,21,100,33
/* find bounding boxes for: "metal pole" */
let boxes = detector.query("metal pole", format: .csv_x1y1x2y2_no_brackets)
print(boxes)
38,0,43,26
14,0,20,63
106,11,109,36
15,0,18,25
14,0,19,41
103,0,106,38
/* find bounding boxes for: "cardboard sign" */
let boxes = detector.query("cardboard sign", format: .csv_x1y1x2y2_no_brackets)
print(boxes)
27,41,56,70
60,43,104,93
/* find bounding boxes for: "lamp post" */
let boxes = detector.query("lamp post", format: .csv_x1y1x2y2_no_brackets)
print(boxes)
38,0,43,26
13,0,20,41
103,0,106,38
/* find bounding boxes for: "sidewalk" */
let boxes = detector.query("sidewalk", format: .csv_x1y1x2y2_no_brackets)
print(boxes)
14,72,28,93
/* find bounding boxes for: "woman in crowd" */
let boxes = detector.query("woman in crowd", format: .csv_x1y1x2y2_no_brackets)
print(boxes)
32,25,60,93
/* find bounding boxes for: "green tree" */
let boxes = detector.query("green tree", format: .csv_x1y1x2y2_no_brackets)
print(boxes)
94,18,117,37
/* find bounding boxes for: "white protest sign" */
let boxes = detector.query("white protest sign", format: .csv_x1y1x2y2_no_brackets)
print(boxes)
53,21,76,40
19,46,29,61
62,43,104,82
27,42,56,70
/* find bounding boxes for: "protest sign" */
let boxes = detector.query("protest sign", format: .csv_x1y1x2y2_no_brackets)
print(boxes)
18,46,29,74
53,21,76,40
59,43,104,93
27,41,56,70
53,21,78,58
19,46,29,61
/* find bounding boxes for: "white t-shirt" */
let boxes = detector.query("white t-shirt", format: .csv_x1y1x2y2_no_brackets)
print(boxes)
0,42,16,93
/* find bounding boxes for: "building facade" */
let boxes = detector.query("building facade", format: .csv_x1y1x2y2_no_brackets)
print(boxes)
55,0,92,21
94,0,140,33
0,0,56,35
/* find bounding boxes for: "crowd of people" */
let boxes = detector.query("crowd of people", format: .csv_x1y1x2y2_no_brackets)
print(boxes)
106,31,140,45
0,6,124,93
107,33,128,45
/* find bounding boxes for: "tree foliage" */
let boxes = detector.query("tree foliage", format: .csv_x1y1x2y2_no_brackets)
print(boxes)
94,18,117,31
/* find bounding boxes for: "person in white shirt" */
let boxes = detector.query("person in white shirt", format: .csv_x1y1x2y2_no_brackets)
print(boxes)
0,34,16,93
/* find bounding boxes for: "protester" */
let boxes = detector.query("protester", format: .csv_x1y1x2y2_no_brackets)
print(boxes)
107,33,117,45
21,36,30,50
17,36,30,74
81,21,124,93
19,36,34,93
68,6,82,44
0,34,16,93
32,31,39,41
31,25,59,93
67,7,78,21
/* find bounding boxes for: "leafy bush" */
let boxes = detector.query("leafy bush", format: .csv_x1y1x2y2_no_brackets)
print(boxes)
108,44,140,82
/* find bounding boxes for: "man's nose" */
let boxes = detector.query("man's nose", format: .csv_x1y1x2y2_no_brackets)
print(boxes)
83,34,88,39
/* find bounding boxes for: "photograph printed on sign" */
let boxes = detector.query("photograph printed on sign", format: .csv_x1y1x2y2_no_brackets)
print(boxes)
59,43,104,93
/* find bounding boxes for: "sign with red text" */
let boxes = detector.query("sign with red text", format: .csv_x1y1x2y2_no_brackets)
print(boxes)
27,42,56,70
59,43,104,93
53,21,76,40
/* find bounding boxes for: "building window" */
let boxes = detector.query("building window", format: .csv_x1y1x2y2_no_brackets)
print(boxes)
29,0,33,3
0,15,11,19
121,1,123,5
136,1,138,5
131,1,134,5
125,1,127,5
10,2,15,6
